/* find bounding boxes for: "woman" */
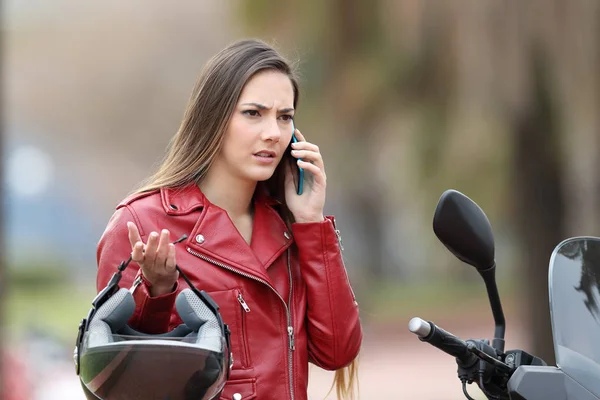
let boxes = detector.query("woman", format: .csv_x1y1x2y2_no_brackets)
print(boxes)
96,38,362,400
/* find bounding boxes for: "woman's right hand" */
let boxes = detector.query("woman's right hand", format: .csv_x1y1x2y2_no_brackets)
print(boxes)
127,222,178,297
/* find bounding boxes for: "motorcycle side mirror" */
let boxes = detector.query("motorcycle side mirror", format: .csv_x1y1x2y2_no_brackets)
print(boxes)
433,189,495,271
432,189,506,353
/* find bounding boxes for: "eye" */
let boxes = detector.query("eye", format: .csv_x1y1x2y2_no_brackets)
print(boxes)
279,114,294,122
243,110,260,117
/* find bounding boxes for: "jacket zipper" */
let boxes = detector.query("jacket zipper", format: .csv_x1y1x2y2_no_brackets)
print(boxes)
236,291,251,367
335,228,358,305
237,292,251,312
334,229,345,251
187,247,295,400
286,249,295,400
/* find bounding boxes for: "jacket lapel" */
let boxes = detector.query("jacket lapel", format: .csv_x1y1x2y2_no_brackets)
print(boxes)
186,201,271,281
251,197,294,269
163,185,293,284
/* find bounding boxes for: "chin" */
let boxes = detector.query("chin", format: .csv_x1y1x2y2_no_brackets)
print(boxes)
252,172,276,182
244,167,277,182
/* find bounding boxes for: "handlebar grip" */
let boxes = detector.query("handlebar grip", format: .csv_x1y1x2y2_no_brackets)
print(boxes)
409,317,478,367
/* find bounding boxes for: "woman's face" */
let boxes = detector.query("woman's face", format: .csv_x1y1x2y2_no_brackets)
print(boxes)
216,70,295,184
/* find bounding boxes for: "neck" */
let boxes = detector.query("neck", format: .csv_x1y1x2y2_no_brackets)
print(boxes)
199,168,257,219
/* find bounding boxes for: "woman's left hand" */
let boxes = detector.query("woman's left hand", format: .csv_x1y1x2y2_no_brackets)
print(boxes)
284,128,326,223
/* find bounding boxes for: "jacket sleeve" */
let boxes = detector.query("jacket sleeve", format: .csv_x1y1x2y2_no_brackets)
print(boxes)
291,216,362,370
96,205,178,334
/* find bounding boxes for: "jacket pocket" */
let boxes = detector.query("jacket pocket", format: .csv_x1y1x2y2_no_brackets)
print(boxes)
219,378,257,400
206,288,251,369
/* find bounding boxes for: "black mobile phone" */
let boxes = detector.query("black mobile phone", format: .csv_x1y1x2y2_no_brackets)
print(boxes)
291,121,304,195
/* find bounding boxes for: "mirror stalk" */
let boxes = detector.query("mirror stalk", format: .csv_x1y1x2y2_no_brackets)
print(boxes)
479,263,506,354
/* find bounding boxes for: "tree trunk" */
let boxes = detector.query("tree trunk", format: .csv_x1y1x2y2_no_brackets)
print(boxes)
511,48,562,365
325,0,388,282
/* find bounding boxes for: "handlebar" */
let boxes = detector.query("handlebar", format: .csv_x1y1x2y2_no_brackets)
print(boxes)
408,317,479,368
409,317,520,400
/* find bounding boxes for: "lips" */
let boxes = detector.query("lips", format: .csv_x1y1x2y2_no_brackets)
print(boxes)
254,150,276,158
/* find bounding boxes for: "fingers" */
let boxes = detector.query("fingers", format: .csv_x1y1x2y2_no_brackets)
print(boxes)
290,149,324,169
144,231,160,265
131,241,144,263
127,222,142,249
290,135,318,153
293,128,306,142
291,129,325,171
166,243,177,271
291,141,318,153
290,136,326,182
127,224,178,274
296,159,326,186
128,222,145,264
126,225,179,295
155,229,171,266
290,128,326,186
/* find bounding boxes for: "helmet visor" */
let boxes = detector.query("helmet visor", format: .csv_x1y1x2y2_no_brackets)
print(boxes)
79,333,228,400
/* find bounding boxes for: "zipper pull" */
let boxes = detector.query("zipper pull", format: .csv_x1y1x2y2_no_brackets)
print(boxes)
335,229,344,251
237,292,251,312
288,326,295,351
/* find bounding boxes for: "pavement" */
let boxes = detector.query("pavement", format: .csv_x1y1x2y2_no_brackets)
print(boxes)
308,317,529,400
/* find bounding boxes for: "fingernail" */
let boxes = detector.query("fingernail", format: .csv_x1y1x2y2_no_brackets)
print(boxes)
162,229,169,235
150,232,158,238
291,142,297,148
291,150,298,154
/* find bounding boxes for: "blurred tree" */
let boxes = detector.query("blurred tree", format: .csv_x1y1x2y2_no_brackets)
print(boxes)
510,47,563,366
238,0,467,287
504,0,599,365
239,0,397,295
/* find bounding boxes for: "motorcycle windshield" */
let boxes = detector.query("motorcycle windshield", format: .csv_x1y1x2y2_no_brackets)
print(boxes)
549,237,600,397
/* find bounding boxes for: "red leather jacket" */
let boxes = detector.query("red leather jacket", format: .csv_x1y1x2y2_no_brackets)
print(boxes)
96,184,362,400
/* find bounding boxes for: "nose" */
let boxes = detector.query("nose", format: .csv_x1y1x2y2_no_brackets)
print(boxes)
261,118,281,143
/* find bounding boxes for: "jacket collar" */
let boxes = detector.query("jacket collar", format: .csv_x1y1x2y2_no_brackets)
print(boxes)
161,185,206,215
161,183,280,215
163,184,292,282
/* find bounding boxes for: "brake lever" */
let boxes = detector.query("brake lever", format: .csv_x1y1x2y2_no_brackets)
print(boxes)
467,342,513,374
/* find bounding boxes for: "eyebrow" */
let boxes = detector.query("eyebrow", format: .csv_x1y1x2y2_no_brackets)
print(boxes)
241,103,295,113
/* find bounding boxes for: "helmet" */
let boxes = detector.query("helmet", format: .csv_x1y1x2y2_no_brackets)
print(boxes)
75,286,232,400
74,237,232,400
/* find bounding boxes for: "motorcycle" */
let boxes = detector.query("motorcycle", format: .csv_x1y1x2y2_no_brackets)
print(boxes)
409,189,600,400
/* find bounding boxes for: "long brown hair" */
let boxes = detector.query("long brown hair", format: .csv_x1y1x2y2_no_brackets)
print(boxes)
134,38,359,398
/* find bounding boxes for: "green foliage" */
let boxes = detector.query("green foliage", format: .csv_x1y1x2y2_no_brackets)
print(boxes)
362,277,520,324
4,281,95,344
7,264,70,287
